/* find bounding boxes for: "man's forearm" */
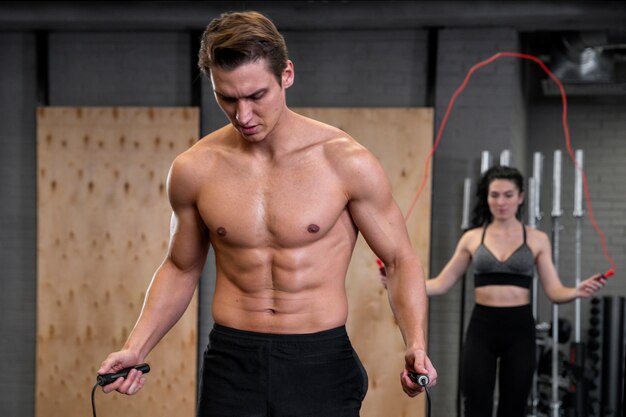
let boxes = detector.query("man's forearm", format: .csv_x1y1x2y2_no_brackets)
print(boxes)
123,263,200,360
385,258,428,350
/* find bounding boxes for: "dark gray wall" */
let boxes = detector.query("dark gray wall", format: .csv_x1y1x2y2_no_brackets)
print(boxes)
0,32,38,417
2,2,626,417
285,30,429,107
48,32,193,106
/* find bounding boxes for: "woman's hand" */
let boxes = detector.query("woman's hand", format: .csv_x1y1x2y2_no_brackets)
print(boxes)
575,273,607,298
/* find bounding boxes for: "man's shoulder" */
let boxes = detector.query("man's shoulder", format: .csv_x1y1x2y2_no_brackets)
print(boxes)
197,125,233,149
175,125,231,161
302,119,367,159
295,114,346,140
319,135,374,176
285,115,365,165
168,128,229,183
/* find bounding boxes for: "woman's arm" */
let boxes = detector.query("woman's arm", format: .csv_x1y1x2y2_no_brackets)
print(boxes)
535,231,605,303
426,231,475,296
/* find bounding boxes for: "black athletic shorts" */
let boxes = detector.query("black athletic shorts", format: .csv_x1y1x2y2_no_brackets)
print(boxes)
197,324,368,417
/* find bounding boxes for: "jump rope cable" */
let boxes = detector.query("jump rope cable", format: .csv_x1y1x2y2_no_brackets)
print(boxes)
90,364,150,417
91,382,99,417
393,51,616,277
377,52,617,411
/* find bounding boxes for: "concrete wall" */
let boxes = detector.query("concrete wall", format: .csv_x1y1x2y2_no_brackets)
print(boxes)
0,32,38,417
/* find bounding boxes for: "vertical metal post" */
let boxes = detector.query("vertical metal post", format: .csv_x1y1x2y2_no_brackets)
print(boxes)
531,152,545,417
528,153,543,417
480,151,491,174
551,150,563,417
573,150,584,341
533,152,544,222
571,149,586,417
531,152,544,321
527,176,539,417
457,178,472,417
500,149,511,167
461,178,471,230
528,178,537,229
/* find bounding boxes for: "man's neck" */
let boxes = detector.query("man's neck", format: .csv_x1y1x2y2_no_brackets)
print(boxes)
245,109,304,161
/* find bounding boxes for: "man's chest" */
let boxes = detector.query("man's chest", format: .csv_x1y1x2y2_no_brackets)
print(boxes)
196,166,349,247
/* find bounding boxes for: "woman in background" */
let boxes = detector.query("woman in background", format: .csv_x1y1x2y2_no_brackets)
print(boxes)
425,165,605,417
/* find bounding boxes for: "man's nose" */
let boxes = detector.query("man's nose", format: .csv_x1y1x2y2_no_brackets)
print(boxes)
235,100,252,125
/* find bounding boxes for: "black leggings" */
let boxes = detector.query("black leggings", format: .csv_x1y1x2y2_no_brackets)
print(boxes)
197,324,368,417
461,304,536,417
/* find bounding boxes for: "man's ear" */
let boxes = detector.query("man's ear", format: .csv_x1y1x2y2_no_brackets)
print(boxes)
282,60,294,89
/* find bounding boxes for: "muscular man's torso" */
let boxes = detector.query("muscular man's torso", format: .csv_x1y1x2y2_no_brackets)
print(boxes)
188,121,361,333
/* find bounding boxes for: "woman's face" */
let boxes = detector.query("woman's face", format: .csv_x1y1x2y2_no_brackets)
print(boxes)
487,179,523,221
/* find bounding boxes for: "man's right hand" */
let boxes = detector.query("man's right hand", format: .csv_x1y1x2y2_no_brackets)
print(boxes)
401,348,437,397
98,350,146,395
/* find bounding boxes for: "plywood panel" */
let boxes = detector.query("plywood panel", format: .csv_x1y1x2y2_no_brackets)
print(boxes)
293,108,433,417
36,107,199,417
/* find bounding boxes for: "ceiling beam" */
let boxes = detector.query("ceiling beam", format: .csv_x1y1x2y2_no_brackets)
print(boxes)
1,1,625,32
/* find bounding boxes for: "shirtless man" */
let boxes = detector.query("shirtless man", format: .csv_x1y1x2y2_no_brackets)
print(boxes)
98,11,436,416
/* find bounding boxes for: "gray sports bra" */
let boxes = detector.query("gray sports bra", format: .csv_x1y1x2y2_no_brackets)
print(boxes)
472,223,534,289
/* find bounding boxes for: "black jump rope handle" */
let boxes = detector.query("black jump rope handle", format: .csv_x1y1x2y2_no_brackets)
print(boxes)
408,372,430,387
97,363,150,386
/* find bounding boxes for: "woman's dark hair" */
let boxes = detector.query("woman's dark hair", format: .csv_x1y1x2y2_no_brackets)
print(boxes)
469,165,525,228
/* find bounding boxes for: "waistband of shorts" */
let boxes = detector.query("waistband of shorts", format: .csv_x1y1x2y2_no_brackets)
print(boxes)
473,303,533,320
212,323,348,342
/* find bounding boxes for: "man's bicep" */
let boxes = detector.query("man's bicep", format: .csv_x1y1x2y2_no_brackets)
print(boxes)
334,143,413,264
347,167,413,265
165,156,210,273
167,205,210,274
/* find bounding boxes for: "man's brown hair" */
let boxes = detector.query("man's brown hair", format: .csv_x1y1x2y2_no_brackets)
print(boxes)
198,11,289,84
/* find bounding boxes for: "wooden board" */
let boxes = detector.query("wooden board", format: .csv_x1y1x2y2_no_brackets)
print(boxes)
293,108,433,417
36,107,199,417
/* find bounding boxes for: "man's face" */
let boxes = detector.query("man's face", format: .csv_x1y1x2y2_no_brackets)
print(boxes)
210,59,294,143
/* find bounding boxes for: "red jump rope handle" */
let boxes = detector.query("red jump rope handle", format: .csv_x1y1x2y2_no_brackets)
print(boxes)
376,259,386,277
601,269,615,279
